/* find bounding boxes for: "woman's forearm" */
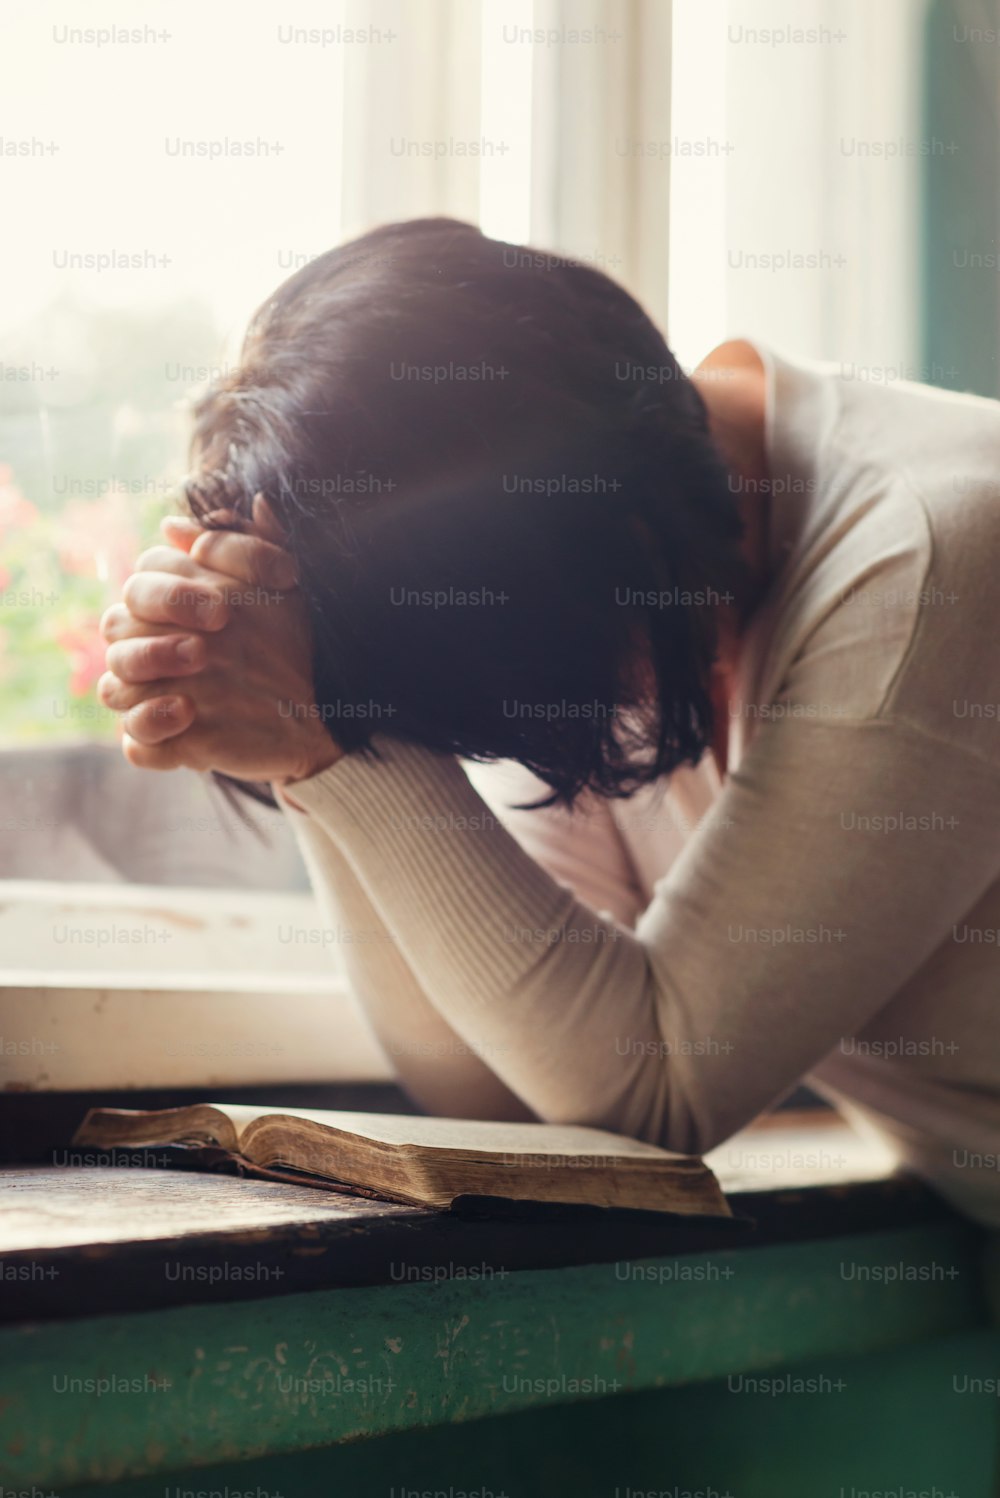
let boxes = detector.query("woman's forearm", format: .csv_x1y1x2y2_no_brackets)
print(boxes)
283,736,675,1140
280,792,535,1121
280,719,1000,1158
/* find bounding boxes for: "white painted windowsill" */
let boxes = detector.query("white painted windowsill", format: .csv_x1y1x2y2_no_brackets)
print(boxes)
0,880,393,1092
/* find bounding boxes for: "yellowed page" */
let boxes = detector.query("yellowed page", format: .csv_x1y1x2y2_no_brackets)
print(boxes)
215,1105,685,1160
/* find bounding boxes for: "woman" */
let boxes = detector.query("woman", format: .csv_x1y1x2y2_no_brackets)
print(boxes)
99,217,1000,1225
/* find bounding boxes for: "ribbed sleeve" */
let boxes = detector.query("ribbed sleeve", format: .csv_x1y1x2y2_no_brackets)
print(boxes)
285,738,583,1008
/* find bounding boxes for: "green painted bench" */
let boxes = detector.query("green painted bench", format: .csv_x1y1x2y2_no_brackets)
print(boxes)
2,1115,998,1496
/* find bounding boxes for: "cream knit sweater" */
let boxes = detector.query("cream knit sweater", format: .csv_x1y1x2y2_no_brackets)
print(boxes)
279,348,1000,1227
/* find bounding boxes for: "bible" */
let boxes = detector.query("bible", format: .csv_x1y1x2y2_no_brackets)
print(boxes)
72,1103,731,1217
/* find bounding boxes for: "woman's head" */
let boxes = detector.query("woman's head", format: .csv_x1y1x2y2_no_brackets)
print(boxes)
184,217,745,805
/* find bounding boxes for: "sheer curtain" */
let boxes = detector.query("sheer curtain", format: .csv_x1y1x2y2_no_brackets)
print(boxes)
340,0,673,327
668,0,924,374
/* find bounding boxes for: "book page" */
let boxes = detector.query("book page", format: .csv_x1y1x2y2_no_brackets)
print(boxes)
215,1105,683,1160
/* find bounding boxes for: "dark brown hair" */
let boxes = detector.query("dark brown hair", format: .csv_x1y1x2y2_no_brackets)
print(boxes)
184,217,745,806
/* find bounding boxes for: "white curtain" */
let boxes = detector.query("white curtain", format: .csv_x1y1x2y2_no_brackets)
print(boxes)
338,0,673,330
669,0,925,372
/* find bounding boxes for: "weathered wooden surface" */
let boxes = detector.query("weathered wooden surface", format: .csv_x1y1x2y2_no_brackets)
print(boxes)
0,1114,953,1320
0,1111,989,1490
0,1161,417,1252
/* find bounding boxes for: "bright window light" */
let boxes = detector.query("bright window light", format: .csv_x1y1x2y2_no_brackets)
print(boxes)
0,0,349,343
667,0,730,371
478,0,535,244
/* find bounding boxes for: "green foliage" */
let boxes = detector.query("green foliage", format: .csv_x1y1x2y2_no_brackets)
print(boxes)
0,295,224,742
0,473,169,740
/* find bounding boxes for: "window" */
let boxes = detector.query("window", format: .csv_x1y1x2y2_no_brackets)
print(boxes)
3,0,673,1089
1,0,970,1088
668,0,924,377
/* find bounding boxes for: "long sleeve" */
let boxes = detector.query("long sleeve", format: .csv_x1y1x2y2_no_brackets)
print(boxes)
461,754,722,929
282,717,1000,1155
279,794,534,1121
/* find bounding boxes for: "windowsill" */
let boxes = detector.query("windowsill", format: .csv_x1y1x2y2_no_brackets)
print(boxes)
0,879,393,1091
0,1111,958,1322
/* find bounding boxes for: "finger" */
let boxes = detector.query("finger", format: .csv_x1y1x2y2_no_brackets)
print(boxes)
252,492,287,546
133,545,206,577
190,529,298,589
122,732,186,772
98,671,193,713
121,571,229,632
160,515,202,553
122,694,196,746
100,603,201,645
99,671,146,713
104,633,206,685
127,548,251,608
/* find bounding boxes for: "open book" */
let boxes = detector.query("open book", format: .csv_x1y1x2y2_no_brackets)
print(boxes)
72,1104,731,1217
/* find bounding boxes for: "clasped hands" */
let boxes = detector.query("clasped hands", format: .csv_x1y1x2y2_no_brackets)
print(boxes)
98,496,342,786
